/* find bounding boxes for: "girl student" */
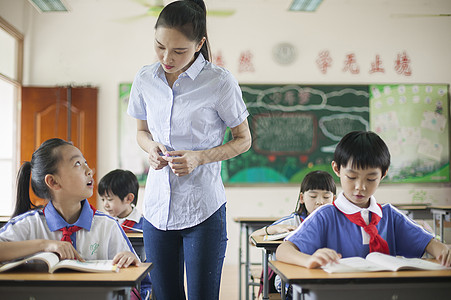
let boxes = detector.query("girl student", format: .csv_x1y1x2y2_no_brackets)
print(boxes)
250,170,337,240
0,138,139,268
127,0,251,299
250,170,337,296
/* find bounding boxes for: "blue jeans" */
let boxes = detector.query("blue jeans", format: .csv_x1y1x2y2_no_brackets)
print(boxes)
143,204,227,300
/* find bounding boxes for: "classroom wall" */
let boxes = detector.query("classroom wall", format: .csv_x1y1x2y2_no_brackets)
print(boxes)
1,0,450,265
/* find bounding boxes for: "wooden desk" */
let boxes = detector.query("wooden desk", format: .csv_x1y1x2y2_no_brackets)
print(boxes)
269,260,451,300
251,235,283,300
234,217,279,300
392,203,431,220
0,263,153,300
126,232,146,261
430,206,451,243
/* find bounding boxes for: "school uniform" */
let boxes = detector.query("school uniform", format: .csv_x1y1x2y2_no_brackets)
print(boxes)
0,199,151,300
286,192,433,258
0,200,135,259
272,211,307,228
116,204,143,232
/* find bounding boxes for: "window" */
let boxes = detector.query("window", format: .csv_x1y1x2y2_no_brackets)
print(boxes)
0,16,23,216
0,80,16,215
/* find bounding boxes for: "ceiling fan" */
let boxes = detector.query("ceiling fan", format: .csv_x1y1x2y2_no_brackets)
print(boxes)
120,0,235,22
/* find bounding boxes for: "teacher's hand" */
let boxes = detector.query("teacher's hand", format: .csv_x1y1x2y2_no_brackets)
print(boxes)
163,150,201,176
148,141,169,170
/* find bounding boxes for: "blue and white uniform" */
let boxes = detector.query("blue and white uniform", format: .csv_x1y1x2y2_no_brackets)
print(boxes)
0,200,136,259
271,212,306,228
286,193,433,258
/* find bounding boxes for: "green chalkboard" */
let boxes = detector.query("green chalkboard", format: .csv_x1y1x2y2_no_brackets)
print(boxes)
221,84,370,184
253,113,315,154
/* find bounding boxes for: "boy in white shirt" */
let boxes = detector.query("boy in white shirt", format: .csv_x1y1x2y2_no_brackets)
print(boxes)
98,169,151,300
98,169,143,232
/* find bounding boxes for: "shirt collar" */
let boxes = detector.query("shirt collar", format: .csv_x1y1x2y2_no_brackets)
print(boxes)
334,192,382,218
153,53,206,80
117,204,141,223
45,199,93,231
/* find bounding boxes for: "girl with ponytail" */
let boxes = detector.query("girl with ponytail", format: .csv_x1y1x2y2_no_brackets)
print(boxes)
0,138,141,273
128,1,251,299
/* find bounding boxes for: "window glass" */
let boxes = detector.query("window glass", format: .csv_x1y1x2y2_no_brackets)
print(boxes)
0,27,17,80
0,79,15,216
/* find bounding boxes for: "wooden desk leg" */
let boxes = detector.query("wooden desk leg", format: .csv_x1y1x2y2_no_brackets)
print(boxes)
262,249,270,300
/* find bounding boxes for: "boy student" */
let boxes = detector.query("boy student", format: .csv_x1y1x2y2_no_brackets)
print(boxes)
276,131,451,269
98,169,143,232
98,169,151,299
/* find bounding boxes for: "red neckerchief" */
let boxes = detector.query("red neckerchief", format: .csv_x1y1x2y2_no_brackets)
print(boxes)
60,226,82,243
333,201,390,254
44,202,97,244
121,220,137,232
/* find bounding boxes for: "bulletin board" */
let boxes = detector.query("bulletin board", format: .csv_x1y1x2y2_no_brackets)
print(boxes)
118,83,449,186
221,85,370,184
369,84,449,183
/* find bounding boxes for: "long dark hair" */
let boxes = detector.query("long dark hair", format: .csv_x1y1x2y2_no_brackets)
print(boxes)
294,170,336,216
13,138,72,217
155,0,211,61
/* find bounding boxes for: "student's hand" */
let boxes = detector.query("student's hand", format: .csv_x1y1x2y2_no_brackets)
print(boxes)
43,240,85,261
305,248,341,269
437,247,451,267
148,141,169,170
163,150,201,176
268,225,297,235
113,251,140,268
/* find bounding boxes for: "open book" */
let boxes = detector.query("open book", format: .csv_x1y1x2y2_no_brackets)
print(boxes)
0,252,118,273
322,252,449,273
263,231,291,241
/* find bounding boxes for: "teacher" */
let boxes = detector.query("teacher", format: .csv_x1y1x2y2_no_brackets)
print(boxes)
127,0,251,299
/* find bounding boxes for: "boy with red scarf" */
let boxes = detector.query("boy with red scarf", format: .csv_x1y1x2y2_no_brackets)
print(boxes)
276,131,451,269
99,169,151,299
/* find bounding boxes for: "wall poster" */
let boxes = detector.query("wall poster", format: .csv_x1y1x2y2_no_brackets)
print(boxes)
369,84,449,183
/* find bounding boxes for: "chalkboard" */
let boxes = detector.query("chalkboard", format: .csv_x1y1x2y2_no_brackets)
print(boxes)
253,113,316,154
221,84,370,184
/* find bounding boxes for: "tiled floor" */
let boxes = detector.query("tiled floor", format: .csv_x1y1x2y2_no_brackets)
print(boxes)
220,264,263,300
220,264,240,299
